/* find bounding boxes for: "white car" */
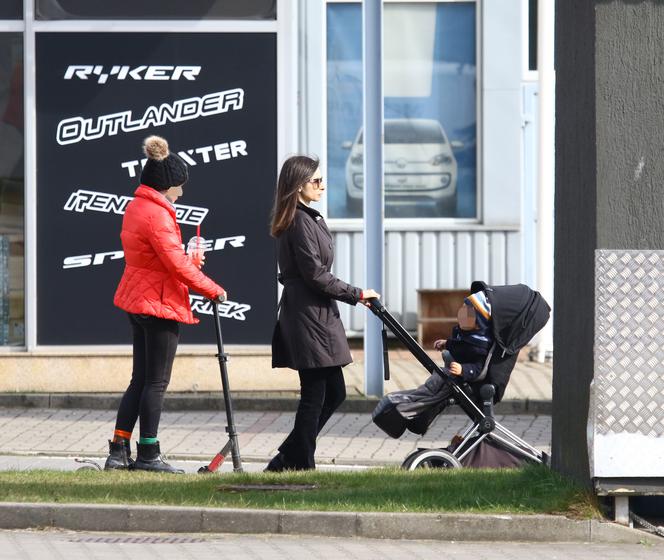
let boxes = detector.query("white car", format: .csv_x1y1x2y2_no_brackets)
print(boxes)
342,118,461,215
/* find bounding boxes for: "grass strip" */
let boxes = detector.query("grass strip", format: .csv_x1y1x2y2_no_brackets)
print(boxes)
0,464,600,517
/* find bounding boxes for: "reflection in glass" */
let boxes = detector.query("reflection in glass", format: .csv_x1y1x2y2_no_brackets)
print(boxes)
344,119,460,216
0,34,24,346
36,0,276,20
327,2,477,219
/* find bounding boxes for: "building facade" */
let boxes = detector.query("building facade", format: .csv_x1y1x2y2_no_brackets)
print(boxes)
0,0,538,360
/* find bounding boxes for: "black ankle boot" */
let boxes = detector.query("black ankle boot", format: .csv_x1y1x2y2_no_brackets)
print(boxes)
264,452,285,472
124,440,135,469
264,452,297,472
134,442,184,474
104,440,130,470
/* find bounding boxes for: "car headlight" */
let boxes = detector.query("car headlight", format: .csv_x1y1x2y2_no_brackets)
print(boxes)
432,154,453,166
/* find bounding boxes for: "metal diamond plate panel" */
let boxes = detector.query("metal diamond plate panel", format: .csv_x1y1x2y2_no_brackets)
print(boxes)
595,250,664,436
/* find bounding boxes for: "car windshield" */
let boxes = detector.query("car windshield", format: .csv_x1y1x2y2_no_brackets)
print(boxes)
357,121,446,145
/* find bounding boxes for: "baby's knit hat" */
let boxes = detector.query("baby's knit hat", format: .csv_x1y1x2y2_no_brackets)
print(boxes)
140,135,189,190
465,290,492,329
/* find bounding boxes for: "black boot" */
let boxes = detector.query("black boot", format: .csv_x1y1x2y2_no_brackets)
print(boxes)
264,452,288,472
124,440,135,469
104,440,130,470
134,442,184,474
263,452,304,472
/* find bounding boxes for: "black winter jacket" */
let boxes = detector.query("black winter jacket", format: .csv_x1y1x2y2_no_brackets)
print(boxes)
445,326,492,382
271,203,362,370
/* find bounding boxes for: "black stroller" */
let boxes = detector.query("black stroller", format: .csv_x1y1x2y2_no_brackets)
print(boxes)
369,281,551,470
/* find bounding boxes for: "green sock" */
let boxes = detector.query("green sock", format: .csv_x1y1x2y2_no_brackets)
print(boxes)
139,436,158,445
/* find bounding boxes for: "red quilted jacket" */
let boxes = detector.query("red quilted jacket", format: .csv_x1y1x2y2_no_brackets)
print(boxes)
114,185,224,324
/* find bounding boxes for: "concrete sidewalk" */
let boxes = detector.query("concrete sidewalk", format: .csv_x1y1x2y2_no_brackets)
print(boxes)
0,351,553,464
0,350,553,413
0,408,551,467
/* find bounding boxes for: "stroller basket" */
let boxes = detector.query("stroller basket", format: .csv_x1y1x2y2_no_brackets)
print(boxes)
367,284,550,470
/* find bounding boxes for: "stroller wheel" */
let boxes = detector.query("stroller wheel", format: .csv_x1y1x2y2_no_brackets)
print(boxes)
403,449,462,470
400,448,425,469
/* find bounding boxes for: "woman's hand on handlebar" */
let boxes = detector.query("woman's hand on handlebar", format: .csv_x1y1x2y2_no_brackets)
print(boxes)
360,289,381,307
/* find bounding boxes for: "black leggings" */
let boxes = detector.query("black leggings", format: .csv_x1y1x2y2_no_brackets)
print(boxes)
278,366,346,469
114,313,180,439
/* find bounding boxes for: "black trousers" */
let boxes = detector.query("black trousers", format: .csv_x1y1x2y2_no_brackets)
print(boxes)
278,366,346,469
114,313,180,439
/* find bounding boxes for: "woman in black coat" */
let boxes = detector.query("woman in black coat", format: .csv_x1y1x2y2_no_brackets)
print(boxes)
266,155,380,471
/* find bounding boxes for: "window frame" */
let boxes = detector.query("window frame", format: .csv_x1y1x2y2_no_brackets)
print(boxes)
320,0,482,229
522,0,538,82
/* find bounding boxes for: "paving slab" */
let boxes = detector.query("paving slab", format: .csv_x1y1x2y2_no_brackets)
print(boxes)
0,408,551,467
0,351,553,414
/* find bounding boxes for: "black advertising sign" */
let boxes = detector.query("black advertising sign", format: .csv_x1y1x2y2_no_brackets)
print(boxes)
36,33,277,345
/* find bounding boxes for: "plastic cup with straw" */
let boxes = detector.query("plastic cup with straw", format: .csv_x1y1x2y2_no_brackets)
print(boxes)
187,225,205,268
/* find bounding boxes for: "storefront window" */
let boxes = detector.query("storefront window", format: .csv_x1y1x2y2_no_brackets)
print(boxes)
36,0,276,20
0,2,23,19
327,1,477,219
0,33,24,346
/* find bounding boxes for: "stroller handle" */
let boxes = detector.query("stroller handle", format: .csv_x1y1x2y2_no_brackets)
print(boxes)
365,297,385,315
364,298,449,379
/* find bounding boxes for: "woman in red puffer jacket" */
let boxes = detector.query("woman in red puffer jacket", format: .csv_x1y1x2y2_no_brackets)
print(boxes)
107,135,226,474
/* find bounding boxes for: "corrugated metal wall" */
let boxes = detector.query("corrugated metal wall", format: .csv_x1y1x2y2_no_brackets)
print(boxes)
331,228,522,333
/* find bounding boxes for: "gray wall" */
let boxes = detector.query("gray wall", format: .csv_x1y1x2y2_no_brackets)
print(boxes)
595,1,664,249
554,0,664,485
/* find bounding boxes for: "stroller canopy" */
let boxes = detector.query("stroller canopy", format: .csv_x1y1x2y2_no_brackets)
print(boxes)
470,281,551,355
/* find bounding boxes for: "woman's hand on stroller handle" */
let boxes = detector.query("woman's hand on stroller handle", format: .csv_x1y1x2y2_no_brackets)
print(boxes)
360,289,381,307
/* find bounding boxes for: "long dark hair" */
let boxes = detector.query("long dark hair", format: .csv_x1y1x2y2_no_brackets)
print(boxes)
270,155,319,237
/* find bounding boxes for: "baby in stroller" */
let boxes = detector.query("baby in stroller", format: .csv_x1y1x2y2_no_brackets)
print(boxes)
370,281,550,469
434,290,493,383
373,289,495,438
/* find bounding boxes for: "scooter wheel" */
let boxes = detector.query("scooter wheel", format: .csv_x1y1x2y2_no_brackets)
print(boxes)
74,458,103,471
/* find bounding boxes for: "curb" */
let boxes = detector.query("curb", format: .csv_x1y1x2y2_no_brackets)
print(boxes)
0,393,552,415
0,503,654,544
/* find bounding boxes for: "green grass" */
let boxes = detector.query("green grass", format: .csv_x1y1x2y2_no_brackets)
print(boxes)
0,464,600,517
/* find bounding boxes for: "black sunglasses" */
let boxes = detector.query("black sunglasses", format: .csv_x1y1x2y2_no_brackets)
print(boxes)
308,177,324,189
